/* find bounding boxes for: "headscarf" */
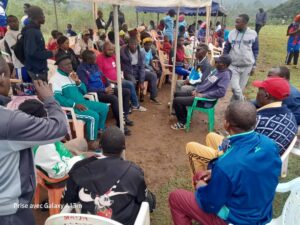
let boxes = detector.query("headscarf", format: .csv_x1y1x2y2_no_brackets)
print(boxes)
142,37,152,44
294,14,300,23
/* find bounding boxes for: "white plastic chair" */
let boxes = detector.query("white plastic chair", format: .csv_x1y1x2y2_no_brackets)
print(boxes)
208,43,222,65
51,202,151,225
44,213,122,225
280,136,297,177
267,177,300,225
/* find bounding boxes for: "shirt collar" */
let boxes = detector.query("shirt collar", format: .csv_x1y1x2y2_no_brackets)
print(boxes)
257,102,282,112
57,69,69,77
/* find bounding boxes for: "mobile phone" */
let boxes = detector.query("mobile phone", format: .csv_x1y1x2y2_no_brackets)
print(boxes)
12,83,37,96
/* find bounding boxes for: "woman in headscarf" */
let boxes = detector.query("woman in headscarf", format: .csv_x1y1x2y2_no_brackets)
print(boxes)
286,14,300,67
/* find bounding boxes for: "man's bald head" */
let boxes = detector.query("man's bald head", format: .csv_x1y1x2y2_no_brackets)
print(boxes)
267,66,290,81
225,101,257,133
103,41,115,57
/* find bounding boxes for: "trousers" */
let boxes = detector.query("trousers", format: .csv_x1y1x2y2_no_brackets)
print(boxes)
230,65,253,101
186,132,224,175
75,100,109,141
97,88,130,126
169,189,228,225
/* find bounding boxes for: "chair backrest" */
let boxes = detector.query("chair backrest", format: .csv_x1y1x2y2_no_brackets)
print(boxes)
45,213,122,225
134,202,150,225
280,177,300,225
158,50,171,73
208,43,222,64
47,59,57,81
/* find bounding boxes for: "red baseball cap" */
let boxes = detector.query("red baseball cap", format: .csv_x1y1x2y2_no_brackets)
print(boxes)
252,77,290,100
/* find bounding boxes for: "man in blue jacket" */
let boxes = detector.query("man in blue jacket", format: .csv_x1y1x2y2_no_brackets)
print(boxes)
171,55,232,130
77,50,132,136
169,101,281,225
23,6,56,81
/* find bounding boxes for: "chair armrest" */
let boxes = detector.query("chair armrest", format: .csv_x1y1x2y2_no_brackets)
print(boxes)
134,202,150,225
84,92,99,102
276,177,300,193
10,79,22,83
194,97,217,102
36,169,68,183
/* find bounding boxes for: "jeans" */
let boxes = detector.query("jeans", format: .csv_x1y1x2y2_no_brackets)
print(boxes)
121,79,139,107
255,24,263,34
286,50,299,65
124,67,158,99
97,88,130,126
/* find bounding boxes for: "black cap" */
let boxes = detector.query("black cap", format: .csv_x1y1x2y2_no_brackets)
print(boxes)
168,9,176,16
101,126,125,155
55,54,71,65
214,55,232,66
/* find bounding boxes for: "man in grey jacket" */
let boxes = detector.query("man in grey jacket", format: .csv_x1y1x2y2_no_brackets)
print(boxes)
255,8,267,34
0,57,68,225
223,14,259,101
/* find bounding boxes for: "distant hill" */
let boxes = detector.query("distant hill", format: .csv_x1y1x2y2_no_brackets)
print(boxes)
268,0,300,19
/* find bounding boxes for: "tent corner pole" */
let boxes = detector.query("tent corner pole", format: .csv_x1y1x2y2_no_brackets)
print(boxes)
191,7,199,64
169,7,180,115
53,0,58,30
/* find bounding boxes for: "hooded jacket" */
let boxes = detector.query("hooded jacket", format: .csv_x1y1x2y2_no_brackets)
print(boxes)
0,96,68,215
23,21,53,74
223,28,259,67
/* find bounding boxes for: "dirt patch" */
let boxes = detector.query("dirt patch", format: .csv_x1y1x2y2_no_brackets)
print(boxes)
34,84,231,224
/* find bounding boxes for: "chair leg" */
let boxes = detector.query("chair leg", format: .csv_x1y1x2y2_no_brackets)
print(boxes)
186,107,193,132
48,188,64,215
158,72,166,89
34,184,41,207
208,109,215,132
281,156,289,178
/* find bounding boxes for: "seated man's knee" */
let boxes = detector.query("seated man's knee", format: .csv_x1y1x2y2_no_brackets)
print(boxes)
186,142,198,154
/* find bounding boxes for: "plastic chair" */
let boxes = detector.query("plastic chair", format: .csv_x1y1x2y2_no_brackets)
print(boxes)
45,213,122,225
280,136,297,178
186,97,218,132
267,177,300,225
208,43,222,65
47,202,151,225
158,50,173,88
62,107,85,139
34,169,68,216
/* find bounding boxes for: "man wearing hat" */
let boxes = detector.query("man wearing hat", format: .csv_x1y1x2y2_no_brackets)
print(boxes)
171,55,232,130
23,5,56,81
49,55,109,150
74,29,94,57
186,77,298,175
63,126,151,225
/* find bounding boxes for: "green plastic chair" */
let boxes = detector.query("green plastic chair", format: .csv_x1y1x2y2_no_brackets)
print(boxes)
186,97,218,132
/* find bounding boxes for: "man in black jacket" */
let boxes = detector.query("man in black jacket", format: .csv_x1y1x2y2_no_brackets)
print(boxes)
23,6,56,81
120,37,160,104
64,126,150,225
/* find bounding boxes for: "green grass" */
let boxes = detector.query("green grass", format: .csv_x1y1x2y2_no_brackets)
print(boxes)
151,25,300,225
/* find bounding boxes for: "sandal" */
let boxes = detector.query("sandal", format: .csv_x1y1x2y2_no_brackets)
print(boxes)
171,122,186,130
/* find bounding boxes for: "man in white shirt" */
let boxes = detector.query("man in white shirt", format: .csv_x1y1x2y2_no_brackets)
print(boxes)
74,30,94,57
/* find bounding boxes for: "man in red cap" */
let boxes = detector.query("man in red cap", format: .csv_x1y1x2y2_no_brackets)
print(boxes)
252,77,298,155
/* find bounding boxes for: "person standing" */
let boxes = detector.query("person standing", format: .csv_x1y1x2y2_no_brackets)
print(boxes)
223,14,259,101
255,8,267,34
0,0,7,39
66,24,77,37
21,3,30,28
164,9,176,44
285,14,300,67
3,15,30,82
23,6,56,81
95,9,106,31
105,6,125,31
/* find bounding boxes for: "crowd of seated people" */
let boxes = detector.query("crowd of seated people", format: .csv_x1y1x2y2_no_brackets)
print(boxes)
0,4,299,225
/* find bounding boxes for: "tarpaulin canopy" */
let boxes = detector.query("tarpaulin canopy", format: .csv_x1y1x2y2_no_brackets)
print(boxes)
83,0,212,8
136,1,226,16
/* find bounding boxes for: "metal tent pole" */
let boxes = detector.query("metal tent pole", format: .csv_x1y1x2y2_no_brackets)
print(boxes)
169,6,180,115
191,7,199,64
113,5,125,158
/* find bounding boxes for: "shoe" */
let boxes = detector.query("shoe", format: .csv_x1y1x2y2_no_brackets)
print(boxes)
124,126,131,136
124,117,134,126
150,98,162,105
132,105,147,112
171,122,186,130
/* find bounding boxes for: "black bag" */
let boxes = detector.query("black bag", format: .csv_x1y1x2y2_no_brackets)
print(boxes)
146,190,156,213
11,33,25,64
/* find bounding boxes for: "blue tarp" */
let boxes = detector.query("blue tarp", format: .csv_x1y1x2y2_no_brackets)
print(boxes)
136,1,226,16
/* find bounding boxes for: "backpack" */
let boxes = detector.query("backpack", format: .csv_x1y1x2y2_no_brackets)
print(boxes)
11,33,25,64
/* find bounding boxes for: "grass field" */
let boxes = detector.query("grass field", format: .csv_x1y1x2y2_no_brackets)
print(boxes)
151,25,300,225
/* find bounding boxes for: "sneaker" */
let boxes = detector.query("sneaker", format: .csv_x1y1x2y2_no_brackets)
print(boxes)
132,105,147,112
150,98,162,105
124,126,131,136
171,122,186,130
